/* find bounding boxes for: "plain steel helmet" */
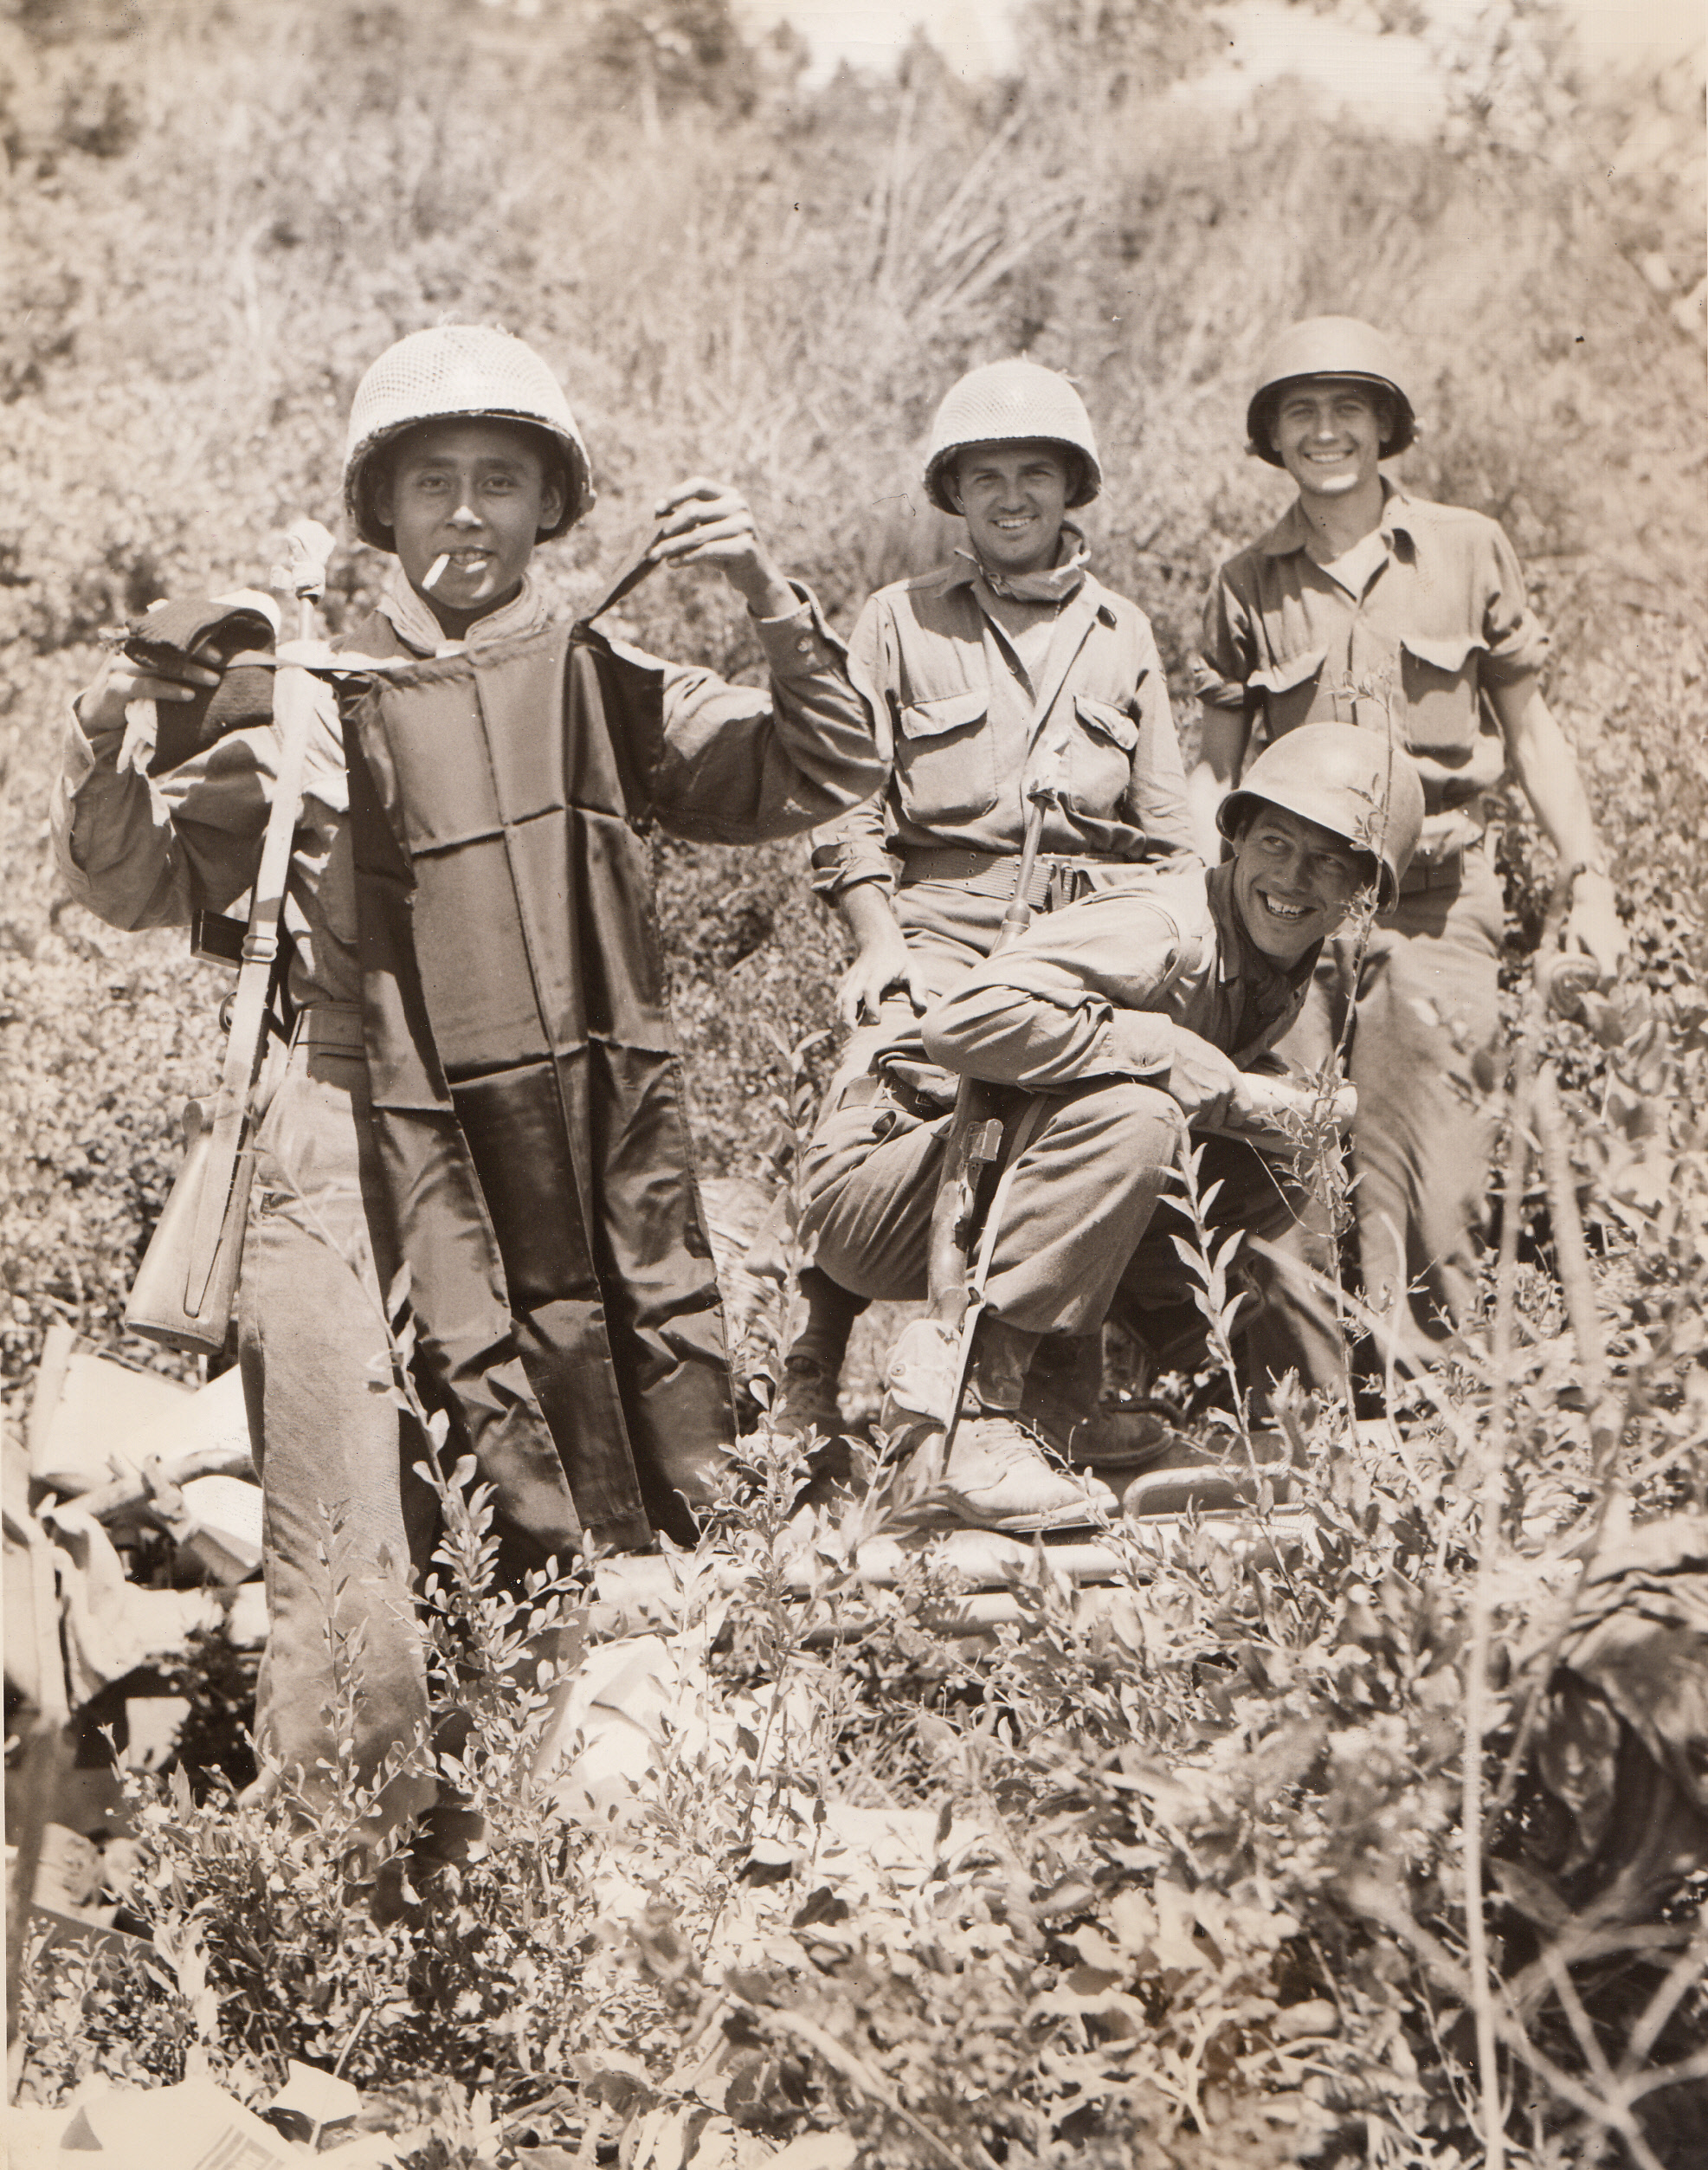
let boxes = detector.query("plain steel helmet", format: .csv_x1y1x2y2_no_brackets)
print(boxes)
342,325,594,551
1245,316,1417,467
1218,723,1426,908
922,359,1102,513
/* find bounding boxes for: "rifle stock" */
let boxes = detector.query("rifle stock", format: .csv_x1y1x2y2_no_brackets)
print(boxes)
125,1103,257,1355
883,795,1052,1445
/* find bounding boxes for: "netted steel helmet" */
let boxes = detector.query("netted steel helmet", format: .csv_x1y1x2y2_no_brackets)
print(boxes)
1218,723,1425,908
1246,317,1417,467
923,360,1102,513
343,326,593,551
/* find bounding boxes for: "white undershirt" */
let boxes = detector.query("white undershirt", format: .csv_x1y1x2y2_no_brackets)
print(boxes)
1317,528,1389,598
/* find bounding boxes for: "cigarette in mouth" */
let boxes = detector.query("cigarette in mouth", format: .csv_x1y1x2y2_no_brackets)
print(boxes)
423,553,452,592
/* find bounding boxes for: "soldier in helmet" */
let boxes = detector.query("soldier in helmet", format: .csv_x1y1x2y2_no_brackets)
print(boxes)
773,358,1197,1450
53,324,882,1844
801,727,1424,1529
1188,317,1624,1353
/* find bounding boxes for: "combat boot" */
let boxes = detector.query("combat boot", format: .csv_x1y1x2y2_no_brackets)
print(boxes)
939,1317,1116,1533
771,1267,866,1440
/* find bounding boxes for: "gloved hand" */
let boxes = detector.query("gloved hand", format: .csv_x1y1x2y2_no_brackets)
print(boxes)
75,595,280,776
123,596,280,774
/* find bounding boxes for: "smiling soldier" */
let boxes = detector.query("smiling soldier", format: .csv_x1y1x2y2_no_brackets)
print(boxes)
771,358,1197,1469
53,324,883,1864
799,726,1425,1529
1188,317,1624,1357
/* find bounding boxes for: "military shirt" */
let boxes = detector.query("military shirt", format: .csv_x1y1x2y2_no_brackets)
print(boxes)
1193,482,1550,817
921,861,1314,1108
812,556,1196,897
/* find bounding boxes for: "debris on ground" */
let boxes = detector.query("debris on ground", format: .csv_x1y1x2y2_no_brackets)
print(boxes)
0,2070,410,2168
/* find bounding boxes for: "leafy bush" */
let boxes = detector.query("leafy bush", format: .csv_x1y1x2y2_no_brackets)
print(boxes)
3,0,1702,1386
8,2,1708,2161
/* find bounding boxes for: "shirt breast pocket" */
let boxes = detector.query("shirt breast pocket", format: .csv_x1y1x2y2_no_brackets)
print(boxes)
894,687,998,824
1248,648,1327,738
1065,694,1139,814
1400,634,1486,752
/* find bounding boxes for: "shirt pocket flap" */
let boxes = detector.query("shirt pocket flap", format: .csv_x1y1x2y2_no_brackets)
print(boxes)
1401,632,1486,675
1073,695,1139,751
899,687,989,739
1247,648,1327,696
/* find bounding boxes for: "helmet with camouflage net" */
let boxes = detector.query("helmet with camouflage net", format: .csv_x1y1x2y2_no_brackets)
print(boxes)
922,360,1102,513
1246,317,1417,467
343,325,593,551
1218,724,1425,908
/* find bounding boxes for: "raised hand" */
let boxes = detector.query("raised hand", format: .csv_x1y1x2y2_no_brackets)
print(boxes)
649,477,796,620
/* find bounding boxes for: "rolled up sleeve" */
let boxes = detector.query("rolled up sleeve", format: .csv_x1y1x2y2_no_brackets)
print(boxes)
1479,522,1550,686
1191,572,1258,712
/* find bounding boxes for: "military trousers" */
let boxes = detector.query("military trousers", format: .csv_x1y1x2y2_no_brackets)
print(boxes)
1277,844,1505,1337
237,1017,439,1831
800,1076,1336,1390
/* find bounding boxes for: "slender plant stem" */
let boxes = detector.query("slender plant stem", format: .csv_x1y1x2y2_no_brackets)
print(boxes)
1492,1061,1627,1818
1346,1881,1671,2170
1458,871,1580,2167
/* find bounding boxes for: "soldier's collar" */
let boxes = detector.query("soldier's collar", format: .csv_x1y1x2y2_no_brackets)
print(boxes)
1255,477,1417,560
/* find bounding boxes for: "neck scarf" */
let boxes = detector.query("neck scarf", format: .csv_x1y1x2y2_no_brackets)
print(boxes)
376,563,552,657
957,521,1091,605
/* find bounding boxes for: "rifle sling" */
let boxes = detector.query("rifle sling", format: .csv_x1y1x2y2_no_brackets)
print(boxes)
181,660,318,1312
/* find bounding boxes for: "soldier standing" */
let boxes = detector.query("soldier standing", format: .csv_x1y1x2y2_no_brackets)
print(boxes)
54,325,883,1843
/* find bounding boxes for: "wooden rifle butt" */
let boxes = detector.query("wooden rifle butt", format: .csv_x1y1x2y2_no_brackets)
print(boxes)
125,1114,256,1356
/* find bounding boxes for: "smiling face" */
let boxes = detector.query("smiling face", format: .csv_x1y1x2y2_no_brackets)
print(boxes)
1229,800,1375,966
947,439,1073,578
1266,378,1392,506
375,419,565,627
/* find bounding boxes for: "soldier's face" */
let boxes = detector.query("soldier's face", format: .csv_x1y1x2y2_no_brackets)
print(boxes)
377,420,564,618
1268,380,1389,502
1230,802,1370,965
949,441,1073,577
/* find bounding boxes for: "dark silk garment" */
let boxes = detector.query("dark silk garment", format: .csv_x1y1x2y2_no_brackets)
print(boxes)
343,616,732,1556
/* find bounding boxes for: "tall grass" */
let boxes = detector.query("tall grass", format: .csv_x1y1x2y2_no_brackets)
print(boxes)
5,10,1708,2156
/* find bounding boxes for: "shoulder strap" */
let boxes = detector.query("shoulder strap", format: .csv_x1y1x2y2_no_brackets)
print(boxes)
181,529,333,1310
1022,588,1100,763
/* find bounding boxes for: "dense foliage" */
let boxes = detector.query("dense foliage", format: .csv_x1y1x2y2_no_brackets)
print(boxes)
6,1,1708,2162
3,0,1701,1385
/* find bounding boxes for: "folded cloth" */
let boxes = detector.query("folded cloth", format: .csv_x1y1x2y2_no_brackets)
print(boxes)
125,592,279,774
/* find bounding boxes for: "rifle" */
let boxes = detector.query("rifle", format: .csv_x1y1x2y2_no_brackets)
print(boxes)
880,788,1054,1461
126,520,337,1355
